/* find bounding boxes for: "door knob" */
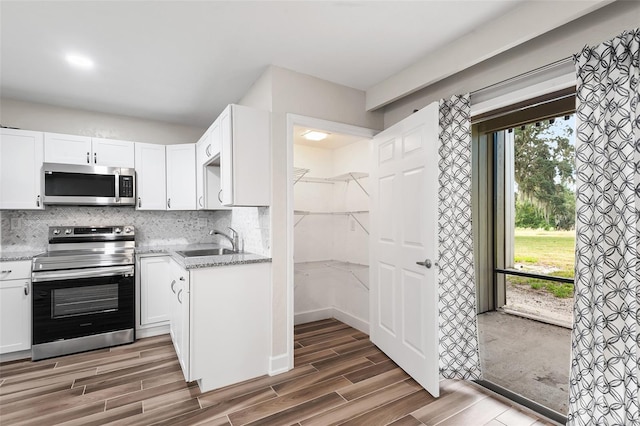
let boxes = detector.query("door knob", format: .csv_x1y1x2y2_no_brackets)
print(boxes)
416,259,435,268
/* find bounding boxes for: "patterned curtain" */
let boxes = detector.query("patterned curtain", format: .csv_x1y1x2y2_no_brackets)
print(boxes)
568,28,640,425
438,94,482,380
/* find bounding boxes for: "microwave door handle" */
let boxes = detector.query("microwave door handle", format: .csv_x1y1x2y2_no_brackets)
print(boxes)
114,171,120,203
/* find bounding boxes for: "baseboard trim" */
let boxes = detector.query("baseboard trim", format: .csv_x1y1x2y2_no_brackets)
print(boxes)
294,308,333,325
0,349,31,363
269,353,291,376
331,307,369,335
295,307,369,335
136,324,170,339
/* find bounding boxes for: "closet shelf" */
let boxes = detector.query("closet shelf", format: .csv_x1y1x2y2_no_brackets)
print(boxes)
295,260,369,291
293,210,369,235
294,210,368,215
293,169,369,196
327,172,368,182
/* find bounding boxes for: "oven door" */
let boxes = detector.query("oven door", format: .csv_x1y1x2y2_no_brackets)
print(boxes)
31,265,135,345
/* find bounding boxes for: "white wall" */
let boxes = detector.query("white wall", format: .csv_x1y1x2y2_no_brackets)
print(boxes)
0,98,205,144
382,0,640,127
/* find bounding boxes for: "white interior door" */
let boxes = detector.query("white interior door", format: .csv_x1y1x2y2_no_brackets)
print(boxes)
370,102,440,397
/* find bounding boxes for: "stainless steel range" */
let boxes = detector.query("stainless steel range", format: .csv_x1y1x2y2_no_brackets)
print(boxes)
31,226,136,361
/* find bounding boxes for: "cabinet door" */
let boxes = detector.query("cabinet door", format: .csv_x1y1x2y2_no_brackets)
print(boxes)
208,119,221,160
169,260,190,381
134,142,166,210
178,275,190,381
166,144,196,210
219,106,234,206
139,257,171,326
195,132,211,210
92,138,135,168
44,132,92,165
0,279,31,354
0,129,44,210
219,104,270,207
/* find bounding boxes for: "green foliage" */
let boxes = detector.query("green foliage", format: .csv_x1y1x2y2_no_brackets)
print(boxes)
510,229,575,299
513,119,576,230
515,200,553,230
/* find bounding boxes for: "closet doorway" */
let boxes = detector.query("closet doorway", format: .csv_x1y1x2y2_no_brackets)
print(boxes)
291,122,373,364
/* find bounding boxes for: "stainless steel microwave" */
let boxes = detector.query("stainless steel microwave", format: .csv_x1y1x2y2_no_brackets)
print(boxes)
43,163,135,206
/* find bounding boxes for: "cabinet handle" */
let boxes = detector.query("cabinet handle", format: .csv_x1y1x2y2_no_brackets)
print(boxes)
36,195,41,207
177,289,183,304
94,152,97,164
1,270,12,274
198,196,203,207
86,152,90,163
24,282,30,296
218,190,223,203
206,145,211,157
170,280,176,294
138,197,142,208
167,198,171,209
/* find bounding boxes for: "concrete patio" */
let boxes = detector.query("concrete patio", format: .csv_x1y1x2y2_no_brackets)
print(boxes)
477,310,572,415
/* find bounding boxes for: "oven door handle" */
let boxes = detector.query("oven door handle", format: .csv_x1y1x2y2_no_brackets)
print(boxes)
32,265,135,283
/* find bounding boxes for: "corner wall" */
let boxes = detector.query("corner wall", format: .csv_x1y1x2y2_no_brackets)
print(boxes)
239,65,383,369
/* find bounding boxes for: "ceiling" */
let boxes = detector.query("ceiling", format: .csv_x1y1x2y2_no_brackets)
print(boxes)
293,125,368,150
0,1,525,129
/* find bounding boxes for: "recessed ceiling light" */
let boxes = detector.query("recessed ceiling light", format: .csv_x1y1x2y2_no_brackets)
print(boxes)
302,130,329,141
66,54,94,69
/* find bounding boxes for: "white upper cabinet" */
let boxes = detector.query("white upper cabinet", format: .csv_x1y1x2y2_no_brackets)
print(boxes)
166,144,196,210
134,142,166,210
44,133,92,165
44,132,134,167
0,129,44,210
92,138,135,168
219,104,270,206
195,130,211,210
195,125,228,211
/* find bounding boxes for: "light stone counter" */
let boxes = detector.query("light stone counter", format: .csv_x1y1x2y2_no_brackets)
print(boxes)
135,243,271,270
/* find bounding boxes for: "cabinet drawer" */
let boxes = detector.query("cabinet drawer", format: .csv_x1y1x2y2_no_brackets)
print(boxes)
0,260,32,280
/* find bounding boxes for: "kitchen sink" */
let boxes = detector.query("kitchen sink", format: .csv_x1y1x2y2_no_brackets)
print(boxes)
176,248,237,257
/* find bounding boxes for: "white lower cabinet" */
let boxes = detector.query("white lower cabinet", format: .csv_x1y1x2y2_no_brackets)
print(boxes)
0,261,32,354
168,259,271,391
137,256,171,334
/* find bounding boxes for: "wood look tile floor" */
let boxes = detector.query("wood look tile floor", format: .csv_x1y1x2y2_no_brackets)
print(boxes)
0,319,556,426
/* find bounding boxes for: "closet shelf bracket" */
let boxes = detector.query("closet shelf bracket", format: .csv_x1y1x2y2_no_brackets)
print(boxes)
293,168,310,185
349,213,369,235
324,262,369,290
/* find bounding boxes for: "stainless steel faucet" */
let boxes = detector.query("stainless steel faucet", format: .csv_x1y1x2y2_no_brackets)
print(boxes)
209,227,240,252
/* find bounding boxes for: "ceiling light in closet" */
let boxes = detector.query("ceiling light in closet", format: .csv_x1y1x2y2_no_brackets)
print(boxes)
302,130,329,141
65,54,94,69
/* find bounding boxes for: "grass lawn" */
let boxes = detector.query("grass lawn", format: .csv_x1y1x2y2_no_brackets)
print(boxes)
510,228,575,298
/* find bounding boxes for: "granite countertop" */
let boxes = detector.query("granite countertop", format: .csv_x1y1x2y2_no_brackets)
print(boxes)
0,249,45,262
135,243,271,270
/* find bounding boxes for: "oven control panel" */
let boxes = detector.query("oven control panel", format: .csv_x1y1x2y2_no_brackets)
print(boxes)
48,225,135,241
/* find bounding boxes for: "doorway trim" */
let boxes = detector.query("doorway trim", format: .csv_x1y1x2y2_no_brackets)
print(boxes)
285,114,377,369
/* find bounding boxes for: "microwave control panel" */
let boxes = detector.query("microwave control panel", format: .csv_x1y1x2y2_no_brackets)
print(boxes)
120,175,134,197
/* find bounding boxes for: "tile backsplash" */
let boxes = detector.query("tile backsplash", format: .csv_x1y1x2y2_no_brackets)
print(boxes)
0,206,270,256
